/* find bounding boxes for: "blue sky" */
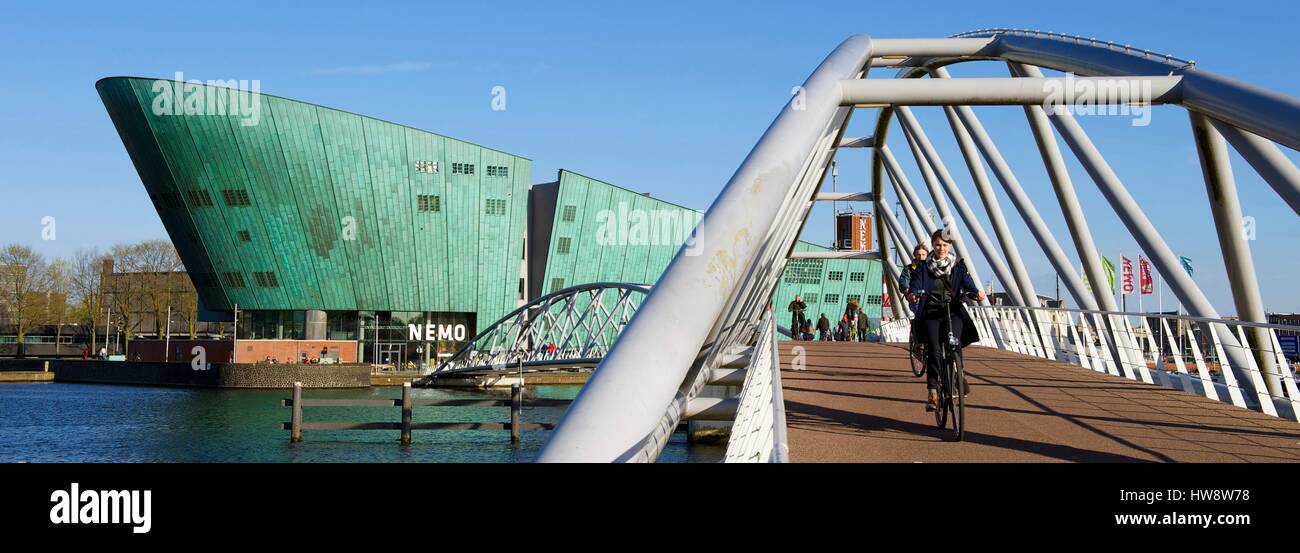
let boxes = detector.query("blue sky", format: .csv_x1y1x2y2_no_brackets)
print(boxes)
1,0,1296,313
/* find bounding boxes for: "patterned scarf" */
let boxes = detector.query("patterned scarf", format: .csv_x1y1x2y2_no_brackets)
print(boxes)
928,252,956,278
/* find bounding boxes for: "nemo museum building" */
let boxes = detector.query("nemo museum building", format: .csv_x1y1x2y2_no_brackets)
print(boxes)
97,77,882,365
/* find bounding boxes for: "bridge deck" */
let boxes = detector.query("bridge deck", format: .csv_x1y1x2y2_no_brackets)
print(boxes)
779,341,1300,462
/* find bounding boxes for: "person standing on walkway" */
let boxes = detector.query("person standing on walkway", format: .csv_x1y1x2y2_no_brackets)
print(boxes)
843,298,861,341
788,295,807,341
817,313,831,341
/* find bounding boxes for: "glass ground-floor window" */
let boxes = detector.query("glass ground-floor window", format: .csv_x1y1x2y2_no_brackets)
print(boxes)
358,311,476,368
235,310,305,340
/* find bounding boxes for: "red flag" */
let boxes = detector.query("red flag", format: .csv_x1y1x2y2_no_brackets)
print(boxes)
1139,256,1153,295
1121,256,1134,294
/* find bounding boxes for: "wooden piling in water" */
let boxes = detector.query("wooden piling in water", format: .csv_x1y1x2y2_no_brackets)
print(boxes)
401,382,413,445
291,382,303,443
510,383,522,443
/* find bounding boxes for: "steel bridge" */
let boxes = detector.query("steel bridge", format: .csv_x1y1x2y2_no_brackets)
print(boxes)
460,30,1300,462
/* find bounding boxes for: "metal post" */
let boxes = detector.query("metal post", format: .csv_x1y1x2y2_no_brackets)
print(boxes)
164,305,171,363
1008,62,1145,380
1189,113,1282,396
510,383,522,443
1017,62,1257,397
539,35,873,462
401,381,413,445
1211,120,1300,217
880,207,915,255
896,111,990,304
896,107,1023,308
290,382,302,443
897,107,1023,306
231,303,239,364
881,146,932,242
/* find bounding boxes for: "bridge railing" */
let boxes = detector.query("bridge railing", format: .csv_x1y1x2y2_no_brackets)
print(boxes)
723,313,789,463
885,306,1300,422
428,283,649,377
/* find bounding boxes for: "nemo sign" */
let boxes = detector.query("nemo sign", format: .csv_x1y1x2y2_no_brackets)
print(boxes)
408,324,468,342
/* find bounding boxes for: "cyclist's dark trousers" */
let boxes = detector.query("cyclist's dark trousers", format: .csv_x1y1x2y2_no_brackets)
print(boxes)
922,312,963,391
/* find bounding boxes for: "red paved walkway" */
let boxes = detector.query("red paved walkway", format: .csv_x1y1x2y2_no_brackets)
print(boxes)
779,341,1300,462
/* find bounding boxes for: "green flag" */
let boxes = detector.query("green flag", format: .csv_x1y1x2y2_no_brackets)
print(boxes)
1102,256,1116,294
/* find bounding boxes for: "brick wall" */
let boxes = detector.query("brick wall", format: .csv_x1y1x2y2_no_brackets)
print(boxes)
125,339,358,364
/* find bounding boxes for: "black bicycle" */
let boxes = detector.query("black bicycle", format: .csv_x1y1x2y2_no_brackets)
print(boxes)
908,331,926,378
933,295,976,441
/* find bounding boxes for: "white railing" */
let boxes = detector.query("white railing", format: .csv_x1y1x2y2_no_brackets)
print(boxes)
885,305,1300,422
724,313,789,463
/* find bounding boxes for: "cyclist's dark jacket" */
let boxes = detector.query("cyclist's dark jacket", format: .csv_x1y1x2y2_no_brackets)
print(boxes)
908,257,981,348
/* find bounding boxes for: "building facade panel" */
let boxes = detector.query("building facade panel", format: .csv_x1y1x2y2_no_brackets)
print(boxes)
97,79,233,311
98,77,533,336
404,127,449,311
129,79,262,311
226,96,324,309
363,117,419,312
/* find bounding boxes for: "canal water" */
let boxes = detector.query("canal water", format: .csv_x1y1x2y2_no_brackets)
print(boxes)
0,383,724,463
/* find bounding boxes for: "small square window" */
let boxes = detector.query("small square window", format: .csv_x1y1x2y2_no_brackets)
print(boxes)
828,271,844,281
561,205,577,222
557,237,572,254
237,230,251,243
417,194,441,212
222,189,251,207
550,278,565,292
185,189,214,207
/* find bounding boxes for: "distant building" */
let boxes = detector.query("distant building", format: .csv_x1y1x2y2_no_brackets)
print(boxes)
97,77,881,364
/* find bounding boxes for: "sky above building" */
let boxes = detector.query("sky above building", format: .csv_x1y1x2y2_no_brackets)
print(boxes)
1,0,1296,313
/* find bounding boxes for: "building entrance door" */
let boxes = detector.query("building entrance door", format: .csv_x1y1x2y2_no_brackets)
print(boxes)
378,343,405,367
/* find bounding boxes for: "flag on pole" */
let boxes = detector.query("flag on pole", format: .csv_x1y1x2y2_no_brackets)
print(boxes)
1101,256,1116,294
1179,256,1194,278
1139,256,1153,295
1121,256,1134,295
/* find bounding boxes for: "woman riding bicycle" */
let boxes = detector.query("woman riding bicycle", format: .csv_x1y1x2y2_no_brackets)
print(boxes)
907,229,985,412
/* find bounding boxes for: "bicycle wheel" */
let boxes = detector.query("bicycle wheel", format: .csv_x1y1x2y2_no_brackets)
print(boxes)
950,348,965,441
910,340,925,377
933,350,948,429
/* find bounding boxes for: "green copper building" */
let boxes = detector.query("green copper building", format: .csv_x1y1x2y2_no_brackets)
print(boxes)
98,77,881,363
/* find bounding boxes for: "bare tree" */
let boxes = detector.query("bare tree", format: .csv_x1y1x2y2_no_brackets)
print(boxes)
106,243,145,357
0,244,53,358
45,258,71,357
105,240,185,357
171,285,199,339
69,248,106,353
